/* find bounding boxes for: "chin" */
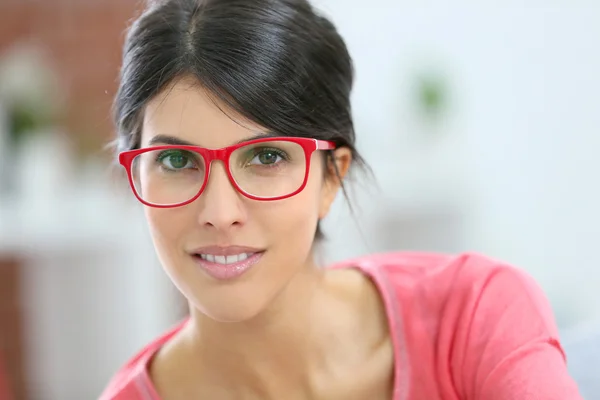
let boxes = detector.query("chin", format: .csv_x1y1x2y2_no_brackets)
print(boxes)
172,250,300,324
183,282,272,323
193,299,267,323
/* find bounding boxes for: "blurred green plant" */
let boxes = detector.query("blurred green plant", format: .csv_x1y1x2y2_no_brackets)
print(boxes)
0,43,66,147
7,101,59,146
415,70,448,123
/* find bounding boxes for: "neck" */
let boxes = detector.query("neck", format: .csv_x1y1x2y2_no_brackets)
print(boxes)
184,261,357,397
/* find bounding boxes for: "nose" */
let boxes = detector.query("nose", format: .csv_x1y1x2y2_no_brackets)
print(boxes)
195,161,246,232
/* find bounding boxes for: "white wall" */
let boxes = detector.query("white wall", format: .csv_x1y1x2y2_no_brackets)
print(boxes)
318,2,600,327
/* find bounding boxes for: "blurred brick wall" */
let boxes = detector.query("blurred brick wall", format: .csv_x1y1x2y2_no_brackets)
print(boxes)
0,0,141,157
0,1,141,398
0,258,24,400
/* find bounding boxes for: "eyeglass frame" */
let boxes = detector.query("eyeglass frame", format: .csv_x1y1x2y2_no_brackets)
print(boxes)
119,136,336,208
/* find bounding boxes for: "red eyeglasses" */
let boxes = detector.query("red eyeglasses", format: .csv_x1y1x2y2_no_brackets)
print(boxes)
119,136,335,208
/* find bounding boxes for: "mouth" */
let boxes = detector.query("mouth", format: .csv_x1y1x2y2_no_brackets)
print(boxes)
189,246,265,281
195,252,254,265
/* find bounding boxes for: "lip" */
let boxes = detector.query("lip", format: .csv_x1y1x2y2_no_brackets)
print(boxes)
189,245,265,256
189,246,265,281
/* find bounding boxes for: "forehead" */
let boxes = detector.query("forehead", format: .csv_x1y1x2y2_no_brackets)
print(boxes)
141,77,265,147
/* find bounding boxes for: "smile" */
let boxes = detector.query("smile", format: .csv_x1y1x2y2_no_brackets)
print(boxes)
190,247,265,281
197,253,253,264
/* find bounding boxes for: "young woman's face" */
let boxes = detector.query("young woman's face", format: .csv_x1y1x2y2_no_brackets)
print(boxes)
140,78,349,322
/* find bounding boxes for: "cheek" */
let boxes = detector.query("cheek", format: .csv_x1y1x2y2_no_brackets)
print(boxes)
258,196,318,236
252,162,324,242
144,208,191,265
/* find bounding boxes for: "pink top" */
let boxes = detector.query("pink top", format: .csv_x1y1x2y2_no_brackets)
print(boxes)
99,252,583,400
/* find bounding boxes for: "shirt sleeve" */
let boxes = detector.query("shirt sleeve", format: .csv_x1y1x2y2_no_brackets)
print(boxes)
454,265,583,400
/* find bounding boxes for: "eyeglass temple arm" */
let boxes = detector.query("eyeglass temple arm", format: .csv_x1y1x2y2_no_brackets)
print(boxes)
316,140,336,150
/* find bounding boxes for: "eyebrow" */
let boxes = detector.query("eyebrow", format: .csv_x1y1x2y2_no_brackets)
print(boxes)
147,132,282,147
148,135,195,146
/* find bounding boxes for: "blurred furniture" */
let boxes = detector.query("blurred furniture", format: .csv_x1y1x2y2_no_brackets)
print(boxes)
0,355,13,400
0,179,184,400
0,257,25,400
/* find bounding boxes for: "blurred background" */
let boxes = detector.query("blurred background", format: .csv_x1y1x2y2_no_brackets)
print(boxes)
0,0,599,399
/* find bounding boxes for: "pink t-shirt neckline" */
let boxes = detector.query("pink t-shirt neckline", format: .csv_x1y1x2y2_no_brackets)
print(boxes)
330,258,409,399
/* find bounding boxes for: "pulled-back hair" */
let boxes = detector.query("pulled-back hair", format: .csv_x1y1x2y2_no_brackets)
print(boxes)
113,0,368,240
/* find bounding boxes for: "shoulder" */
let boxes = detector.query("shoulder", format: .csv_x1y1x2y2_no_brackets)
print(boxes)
335,252,576,397
331,251,562,361
99,320,188,400
332,251,548,315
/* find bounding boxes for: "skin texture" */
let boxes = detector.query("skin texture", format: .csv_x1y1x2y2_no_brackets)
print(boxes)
142,77,393,399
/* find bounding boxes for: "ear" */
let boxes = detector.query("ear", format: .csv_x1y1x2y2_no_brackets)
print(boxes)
319,147,352,219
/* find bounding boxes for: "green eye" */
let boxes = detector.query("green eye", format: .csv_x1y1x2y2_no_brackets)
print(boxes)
157,150,195,170
256,150,280,165
248,147,287,166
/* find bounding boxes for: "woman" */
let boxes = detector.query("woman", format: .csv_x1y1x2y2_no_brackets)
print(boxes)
100,0,582,399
